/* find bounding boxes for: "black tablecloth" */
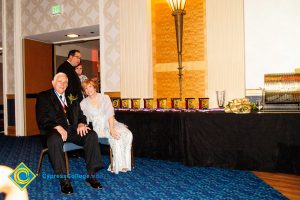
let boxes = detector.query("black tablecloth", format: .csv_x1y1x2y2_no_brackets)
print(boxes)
115,111,300,175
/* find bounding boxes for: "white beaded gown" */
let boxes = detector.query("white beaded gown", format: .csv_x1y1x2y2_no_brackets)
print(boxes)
80,93,133,174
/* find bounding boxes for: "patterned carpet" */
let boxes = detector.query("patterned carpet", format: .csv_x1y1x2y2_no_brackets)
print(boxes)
0,135,287,200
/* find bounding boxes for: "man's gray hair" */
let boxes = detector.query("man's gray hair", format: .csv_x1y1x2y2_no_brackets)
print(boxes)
53,72,68,83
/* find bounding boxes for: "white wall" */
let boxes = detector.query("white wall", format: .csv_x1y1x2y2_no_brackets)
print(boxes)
21,0,99,36
99,0,121,93
55,44,93,61
245,0,300,89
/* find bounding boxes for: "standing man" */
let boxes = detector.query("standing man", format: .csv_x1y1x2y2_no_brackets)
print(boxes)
36,73,103,195
57,50,84,102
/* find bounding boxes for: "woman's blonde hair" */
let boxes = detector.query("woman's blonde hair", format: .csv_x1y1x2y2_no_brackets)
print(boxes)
82,79,98,94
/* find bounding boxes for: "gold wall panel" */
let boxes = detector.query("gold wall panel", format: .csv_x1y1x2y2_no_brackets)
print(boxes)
152,0,205,63
152,0,207,100
156,70,206,100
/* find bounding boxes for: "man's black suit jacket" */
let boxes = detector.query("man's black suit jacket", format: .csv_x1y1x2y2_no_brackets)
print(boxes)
36,89,87,135
57,61,83,102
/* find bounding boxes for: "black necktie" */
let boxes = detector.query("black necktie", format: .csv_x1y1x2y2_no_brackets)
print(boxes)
59,95,63,105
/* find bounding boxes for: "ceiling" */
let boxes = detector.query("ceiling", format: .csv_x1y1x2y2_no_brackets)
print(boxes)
55,38,100,50
25,25,100,49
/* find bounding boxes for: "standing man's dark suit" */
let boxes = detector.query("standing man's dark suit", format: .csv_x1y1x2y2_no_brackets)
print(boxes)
36,73,103,194
57,50,83,102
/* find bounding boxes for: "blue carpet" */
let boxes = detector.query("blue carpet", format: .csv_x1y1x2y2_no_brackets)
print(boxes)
0,135,287,200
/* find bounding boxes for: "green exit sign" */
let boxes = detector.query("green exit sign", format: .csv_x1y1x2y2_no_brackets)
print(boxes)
51,4,62,15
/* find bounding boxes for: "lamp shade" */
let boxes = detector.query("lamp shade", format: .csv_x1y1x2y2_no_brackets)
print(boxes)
166,0,186,11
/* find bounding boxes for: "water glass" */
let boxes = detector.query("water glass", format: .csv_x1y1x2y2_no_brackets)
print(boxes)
216,90,225,108
256,100,263,112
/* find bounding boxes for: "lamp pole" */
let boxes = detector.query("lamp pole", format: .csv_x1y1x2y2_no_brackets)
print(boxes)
167,0,186,99
173,10,185,99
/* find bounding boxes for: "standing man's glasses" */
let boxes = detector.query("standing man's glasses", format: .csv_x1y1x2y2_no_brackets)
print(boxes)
73,55,81,59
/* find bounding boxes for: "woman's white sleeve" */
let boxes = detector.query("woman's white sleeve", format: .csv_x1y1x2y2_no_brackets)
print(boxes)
104,95,115,119
80,100,90,124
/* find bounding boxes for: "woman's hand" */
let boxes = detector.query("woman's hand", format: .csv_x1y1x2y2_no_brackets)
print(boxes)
110,128,120,140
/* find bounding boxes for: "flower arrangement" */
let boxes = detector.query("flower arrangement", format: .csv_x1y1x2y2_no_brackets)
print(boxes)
224,98,256,114
68,94,78,105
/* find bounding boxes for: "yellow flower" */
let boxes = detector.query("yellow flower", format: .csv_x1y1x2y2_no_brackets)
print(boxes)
68,94,78,105
225,98,252,113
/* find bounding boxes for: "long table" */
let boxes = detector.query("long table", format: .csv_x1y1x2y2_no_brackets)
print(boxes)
115,111,300,175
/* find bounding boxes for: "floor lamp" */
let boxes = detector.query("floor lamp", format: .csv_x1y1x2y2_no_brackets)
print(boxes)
167,0,186,99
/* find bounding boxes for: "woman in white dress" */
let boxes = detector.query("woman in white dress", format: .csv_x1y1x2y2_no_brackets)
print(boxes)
80,79,133,174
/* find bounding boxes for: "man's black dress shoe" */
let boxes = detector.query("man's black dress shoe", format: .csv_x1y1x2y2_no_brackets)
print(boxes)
85,178,103,189
60,179,73,195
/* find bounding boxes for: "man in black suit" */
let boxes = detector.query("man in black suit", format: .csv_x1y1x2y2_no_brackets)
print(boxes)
57,50,83,102
36,72,103,195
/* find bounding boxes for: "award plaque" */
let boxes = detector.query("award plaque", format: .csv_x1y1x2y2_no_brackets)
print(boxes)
131,98,141,109
143,98,154,109
198,98,209,109
157,98,167,109
171,98,181,109
121,98,130,108
185,98,196,109
112,98,121,108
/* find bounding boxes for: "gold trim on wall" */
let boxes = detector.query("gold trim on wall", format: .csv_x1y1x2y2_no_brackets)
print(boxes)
155,61,206,72
105,92,121,98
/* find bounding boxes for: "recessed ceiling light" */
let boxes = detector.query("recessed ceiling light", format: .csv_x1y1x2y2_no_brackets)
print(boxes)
66,34,80,38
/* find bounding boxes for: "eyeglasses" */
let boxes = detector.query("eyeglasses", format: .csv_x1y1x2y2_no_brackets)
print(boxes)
73,55,81,59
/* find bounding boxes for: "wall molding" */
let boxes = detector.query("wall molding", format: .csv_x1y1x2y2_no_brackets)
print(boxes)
2,0,8,135
14,0,25,136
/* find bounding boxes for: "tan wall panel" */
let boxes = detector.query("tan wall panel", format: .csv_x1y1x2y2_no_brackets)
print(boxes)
7,126,16,136
24,39,53,136
24,39,53,93
26,99,39,136
206,0,245,107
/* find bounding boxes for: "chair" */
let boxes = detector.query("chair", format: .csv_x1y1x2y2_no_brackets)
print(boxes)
36,142,83,176
36,138,135,175
98,138,135,171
